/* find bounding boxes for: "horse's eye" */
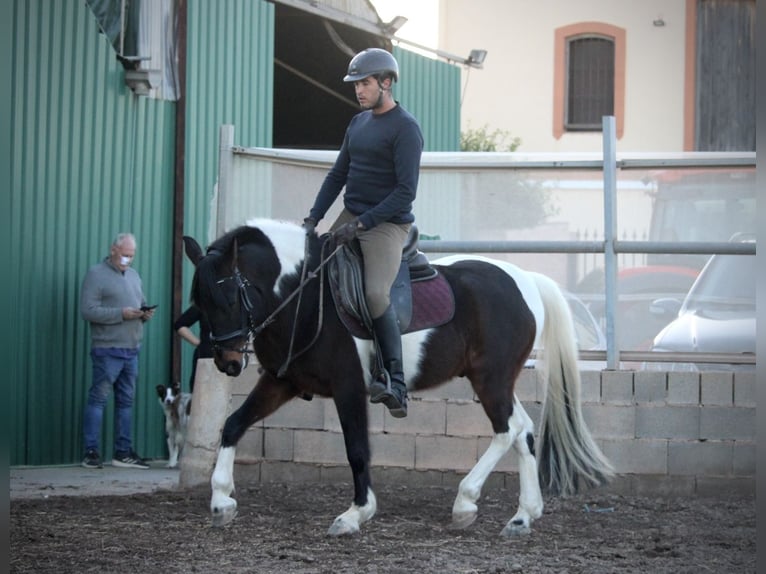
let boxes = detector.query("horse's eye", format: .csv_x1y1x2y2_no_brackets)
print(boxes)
223,287,238,307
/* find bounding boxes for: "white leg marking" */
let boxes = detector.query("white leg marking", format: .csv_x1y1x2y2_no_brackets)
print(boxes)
166,436,178,468
210,446,238,527
167,449,178,468
502,399,544,537
452,432,514,529
327,488,377,536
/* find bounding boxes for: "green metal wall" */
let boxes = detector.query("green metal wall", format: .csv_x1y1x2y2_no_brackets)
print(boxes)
393,47,461,152
8,0,175,465
8,0,275,466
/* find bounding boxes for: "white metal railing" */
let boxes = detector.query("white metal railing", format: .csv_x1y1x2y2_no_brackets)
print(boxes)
214,122,756,370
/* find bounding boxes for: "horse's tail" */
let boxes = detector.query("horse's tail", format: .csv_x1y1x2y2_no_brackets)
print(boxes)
530,272,614,496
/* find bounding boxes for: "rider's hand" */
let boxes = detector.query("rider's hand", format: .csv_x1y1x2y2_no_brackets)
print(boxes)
333,220,363,245
302,217,317,235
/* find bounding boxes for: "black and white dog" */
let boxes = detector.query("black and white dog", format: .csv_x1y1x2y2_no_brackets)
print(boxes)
156,382,192,468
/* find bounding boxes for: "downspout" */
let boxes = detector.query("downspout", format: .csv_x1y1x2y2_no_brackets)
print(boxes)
171,0,188,384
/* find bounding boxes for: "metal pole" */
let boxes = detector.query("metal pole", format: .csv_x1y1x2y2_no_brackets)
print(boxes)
602,116,619,369
217,125,235,238
170,0,188,387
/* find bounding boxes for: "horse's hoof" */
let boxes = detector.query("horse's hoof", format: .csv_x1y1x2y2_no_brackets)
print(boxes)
500,519,531,537
449,510,477,530
211,500,238,528
327,516,360,536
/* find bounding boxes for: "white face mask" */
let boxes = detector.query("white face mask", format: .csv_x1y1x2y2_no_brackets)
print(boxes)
119,255,133,266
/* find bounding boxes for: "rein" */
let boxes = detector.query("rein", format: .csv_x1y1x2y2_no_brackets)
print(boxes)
276,237,340,377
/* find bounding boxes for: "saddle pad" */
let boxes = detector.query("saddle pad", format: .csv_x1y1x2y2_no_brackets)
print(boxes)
336,272,455,339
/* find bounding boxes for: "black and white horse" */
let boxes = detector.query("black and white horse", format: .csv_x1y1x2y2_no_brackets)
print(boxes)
184,219,612,536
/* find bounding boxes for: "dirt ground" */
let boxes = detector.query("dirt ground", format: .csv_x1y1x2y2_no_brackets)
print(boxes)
10,481,755,574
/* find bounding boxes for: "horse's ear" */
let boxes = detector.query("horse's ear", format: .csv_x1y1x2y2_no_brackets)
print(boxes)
183,236,204,266
229,237,239,268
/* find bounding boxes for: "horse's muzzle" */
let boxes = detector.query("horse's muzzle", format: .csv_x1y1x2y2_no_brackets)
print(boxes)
223,360,242,377
214,348,244,377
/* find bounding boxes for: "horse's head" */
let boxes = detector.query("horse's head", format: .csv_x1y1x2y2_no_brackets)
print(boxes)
183,224,289,377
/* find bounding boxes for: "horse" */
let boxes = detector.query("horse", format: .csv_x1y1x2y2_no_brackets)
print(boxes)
183,218,613,537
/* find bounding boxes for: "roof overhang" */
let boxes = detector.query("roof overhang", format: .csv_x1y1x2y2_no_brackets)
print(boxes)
267,0,482,67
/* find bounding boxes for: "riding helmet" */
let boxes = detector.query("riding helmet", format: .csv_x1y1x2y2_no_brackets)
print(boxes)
343,48,399,82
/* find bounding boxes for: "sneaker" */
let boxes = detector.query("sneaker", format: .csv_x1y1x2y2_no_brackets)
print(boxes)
112,449,150,469
82,449,103,469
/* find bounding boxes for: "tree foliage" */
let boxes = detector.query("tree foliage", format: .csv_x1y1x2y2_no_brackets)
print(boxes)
460,124,522,152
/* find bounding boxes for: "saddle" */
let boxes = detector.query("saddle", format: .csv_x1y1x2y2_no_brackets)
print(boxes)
328,226,455,339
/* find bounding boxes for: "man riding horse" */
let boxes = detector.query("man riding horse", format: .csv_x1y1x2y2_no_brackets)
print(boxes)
303,48,424,418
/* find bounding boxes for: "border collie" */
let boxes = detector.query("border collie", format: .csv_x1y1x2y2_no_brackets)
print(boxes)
156,382,192,468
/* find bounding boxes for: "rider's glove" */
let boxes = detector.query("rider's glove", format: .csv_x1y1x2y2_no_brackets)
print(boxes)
302,217,317,235
333,219,363,245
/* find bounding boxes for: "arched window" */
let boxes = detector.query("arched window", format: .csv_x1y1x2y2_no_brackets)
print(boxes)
554,23,625,139
566,36,614,130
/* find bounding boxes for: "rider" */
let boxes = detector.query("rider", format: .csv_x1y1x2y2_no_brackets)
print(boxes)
303,48,424,418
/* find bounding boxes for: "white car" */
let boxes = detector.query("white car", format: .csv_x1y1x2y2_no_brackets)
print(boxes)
648,245,756,372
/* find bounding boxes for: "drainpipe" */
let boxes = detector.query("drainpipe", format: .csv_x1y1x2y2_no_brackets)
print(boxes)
171,0,187,384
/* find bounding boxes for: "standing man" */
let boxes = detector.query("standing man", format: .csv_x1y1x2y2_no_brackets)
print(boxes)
80,232,155,469
303,48,424,418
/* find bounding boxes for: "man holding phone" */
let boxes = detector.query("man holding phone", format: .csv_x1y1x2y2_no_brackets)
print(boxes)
79,232,155,469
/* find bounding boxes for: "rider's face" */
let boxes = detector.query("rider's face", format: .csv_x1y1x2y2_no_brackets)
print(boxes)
354,76,387,111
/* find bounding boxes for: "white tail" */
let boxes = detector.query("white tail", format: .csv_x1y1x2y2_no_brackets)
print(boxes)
531,272,614,495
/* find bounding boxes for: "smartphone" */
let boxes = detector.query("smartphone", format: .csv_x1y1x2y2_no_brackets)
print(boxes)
141,304,158,311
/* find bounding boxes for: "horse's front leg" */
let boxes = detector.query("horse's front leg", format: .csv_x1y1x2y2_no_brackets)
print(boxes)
326,373,376,536
211,371,294,527
210,445,238,526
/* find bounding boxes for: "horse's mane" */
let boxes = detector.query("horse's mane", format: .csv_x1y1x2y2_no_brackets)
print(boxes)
244,218,306,280
193,220,309,306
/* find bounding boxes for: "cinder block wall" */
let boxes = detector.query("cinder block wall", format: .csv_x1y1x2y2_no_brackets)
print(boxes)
226,366,755,496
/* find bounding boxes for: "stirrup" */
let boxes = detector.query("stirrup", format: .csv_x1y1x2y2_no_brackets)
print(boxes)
369,370,391,402
369,371,408,418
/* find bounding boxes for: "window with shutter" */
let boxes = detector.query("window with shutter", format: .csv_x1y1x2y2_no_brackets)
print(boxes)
566,36,615,130
553,22,625,139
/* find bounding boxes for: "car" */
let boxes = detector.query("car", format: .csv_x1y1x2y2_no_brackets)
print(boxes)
575,265,700,351
646,243,755,372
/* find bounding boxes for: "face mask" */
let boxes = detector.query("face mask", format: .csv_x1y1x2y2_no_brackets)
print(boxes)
120,255,133,266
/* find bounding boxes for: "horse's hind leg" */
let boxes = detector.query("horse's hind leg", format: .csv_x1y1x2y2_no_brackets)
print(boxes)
501,398,543,537
451,431,513,529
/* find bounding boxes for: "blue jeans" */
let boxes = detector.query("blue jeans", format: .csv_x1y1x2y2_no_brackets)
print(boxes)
83,349,139,455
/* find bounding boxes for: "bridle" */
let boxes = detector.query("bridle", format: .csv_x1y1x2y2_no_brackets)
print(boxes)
208,265,256,363
207,236,342,376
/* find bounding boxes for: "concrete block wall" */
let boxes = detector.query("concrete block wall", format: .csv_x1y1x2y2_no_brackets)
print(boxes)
223,365,755,496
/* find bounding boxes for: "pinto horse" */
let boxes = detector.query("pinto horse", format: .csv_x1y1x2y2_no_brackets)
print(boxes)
184,219,613,536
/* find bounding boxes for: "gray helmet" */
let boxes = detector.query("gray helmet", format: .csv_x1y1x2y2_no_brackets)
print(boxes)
343,48,399,82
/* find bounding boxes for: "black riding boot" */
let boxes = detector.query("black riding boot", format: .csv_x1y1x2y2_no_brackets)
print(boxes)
368,305,408,418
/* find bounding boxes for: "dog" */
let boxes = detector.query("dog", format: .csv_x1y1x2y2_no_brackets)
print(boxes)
156,382,192,468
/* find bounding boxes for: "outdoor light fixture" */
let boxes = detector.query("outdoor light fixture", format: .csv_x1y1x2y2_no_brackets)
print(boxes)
383,15,408,35
124,68,162,95
465,49,488,68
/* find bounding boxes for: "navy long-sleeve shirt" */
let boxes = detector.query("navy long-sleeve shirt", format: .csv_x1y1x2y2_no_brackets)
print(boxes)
309,103,423,230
